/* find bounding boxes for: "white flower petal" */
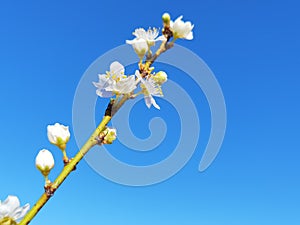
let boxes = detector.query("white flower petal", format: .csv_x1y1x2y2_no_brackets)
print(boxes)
133,28,147,39
152,99,160,110
96,89,114,98
114,75,136,94
0,196,19,217
175,15,183,23
93,75,116,94
4,196,19,213
144,96,152,108
135,70,142,80
186,31,193,40
110,61,124,77
144,95,160,110
103,79,116,92
126,38,148,59
144,79,163,97
0,196,29,221
10,203,30,221
93,75,108,88
136,70,162,110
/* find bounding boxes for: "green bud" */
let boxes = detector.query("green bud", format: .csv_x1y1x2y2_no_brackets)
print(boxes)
100,127,117,144
162,13,171,24
104,129,117,144
152,71,168,85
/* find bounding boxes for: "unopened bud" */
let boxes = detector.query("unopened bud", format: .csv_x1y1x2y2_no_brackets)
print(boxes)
152,71,168,85
99,127,117,144
162,12,171,25
47,123,70,150
35,149,55,177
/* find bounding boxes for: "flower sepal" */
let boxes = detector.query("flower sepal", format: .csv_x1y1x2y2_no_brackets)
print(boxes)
0,216,17,225
55,137,68,151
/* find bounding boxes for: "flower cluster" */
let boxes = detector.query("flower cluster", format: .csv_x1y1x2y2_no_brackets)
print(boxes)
94,13,193,110
93,62,168,109
126,13,194,60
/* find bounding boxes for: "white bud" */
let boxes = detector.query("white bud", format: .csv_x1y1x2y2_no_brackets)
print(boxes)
152,71,168,85
47,123,70,149
35,149,55,176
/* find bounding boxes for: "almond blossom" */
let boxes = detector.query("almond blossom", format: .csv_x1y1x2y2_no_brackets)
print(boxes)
0,196,30,223
126,27,165,59
135,70,163,110
170,16,194,40
131,27,165,46
93,61,137,97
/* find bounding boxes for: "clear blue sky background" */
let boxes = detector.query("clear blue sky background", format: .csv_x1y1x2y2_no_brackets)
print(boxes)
1,0,299,224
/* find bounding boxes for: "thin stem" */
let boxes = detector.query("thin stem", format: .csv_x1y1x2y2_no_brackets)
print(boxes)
145,39,173,69
19,115,112,225
112,94,129,117
62,149,69,163
44,175,49,186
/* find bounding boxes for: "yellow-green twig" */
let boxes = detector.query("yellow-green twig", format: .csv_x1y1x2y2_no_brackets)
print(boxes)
19,115,111,225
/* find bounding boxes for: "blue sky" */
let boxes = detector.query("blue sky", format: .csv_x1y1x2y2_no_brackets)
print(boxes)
1,0,299,224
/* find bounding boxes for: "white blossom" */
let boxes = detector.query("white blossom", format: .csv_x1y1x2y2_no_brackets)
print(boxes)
109,61,124,78
135,70,163,110
35,149,55,176
126,27,165,59
0,195,30,222
93,74,116,97
132,28,165,46
170,16,194,40
93,61,137,97
47,123,70,147
126,38,149,59
113,75,137,95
